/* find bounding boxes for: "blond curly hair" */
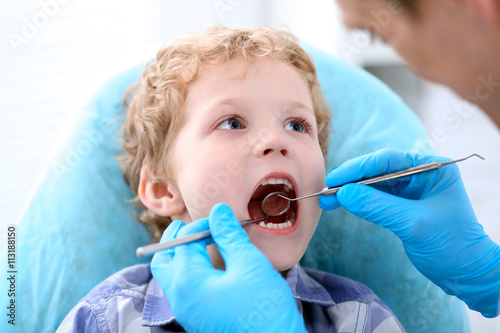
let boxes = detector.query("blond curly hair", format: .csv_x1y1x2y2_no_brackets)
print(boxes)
120,27,331,241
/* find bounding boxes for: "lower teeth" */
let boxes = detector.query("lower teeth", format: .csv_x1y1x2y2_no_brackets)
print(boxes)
258,220,293,229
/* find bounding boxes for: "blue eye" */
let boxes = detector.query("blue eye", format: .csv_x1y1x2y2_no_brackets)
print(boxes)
284,120,306,133
217,117,243,130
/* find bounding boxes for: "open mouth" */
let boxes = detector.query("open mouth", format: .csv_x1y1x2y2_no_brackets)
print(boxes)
247,177,298,230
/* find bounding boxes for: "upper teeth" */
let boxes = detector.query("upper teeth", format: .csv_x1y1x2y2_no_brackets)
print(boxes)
260,177,293,192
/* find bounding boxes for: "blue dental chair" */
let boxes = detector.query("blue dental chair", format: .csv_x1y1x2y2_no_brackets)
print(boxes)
1,46,469,333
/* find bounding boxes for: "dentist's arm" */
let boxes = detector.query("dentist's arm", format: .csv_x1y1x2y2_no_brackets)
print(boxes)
319,149,500,317
151,203,307,333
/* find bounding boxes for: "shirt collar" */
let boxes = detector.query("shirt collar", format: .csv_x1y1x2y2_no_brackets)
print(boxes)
286,264,336,307
141,263,336,327
141,270,176,327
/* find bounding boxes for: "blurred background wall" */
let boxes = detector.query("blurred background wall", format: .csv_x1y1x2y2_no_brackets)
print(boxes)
1,0,499,331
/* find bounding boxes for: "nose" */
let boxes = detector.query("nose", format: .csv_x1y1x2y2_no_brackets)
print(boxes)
254,127,291,158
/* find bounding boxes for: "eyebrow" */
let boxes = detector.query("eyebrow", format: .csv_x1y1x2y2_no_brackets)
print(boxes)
287,100,314,114
205,98,314,114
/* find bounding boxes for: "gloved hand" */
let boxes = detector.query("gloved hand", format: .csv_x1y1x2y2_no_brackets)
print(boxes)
319,149,500,318
151,203,307,332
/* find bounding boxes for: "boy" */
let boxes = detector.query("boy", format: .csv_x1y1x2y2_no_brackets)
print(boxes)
57,27,404,332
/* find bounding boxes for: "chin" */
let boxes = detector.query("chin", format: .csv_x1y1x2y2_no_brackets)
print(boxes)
259,246,304,273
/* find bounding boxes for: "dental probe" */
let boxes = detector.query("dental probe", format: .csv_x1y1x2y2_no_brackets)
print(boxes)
277,153,485,203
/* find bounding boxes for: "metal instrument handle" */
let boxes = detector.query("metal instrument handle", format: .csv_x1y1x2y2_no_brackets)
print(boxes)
136,215,268,257
319,153,484,197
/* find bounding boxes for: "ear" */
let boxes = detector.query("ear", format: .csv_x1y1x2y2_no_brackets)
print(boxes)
453,0,499,24
138,166,185,217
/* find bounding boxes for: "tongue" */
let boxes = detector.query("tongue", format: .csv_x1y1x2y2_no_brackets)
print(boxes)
248,200,285,224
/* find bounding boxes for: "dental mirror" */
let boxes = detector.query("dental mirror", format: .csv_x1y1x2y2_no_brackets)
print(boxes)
260,191,291,216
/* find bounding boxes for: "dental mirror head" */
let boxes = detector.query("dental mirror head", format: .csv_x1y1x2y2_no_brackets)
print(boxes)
261,191,291,217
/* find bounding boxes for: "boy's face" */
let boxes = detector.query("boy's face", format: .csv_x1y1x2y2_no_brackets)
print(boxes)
169,57,326,272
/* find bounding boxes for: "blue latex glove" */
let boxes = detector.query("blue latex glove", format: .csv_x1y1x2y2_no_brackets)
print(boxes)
151,203,307,332
319,149,500,318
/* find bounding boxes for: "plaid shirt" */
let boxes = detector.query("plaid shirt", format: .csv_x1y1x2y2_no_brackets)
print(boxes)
57,263,405,332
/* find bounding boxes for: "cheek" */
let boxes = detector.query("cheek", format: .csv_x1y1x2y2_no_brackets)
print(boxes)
299,146,326,219
394,41,445,83
386,21,446,81
303,147,326,186
177,145,246,219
